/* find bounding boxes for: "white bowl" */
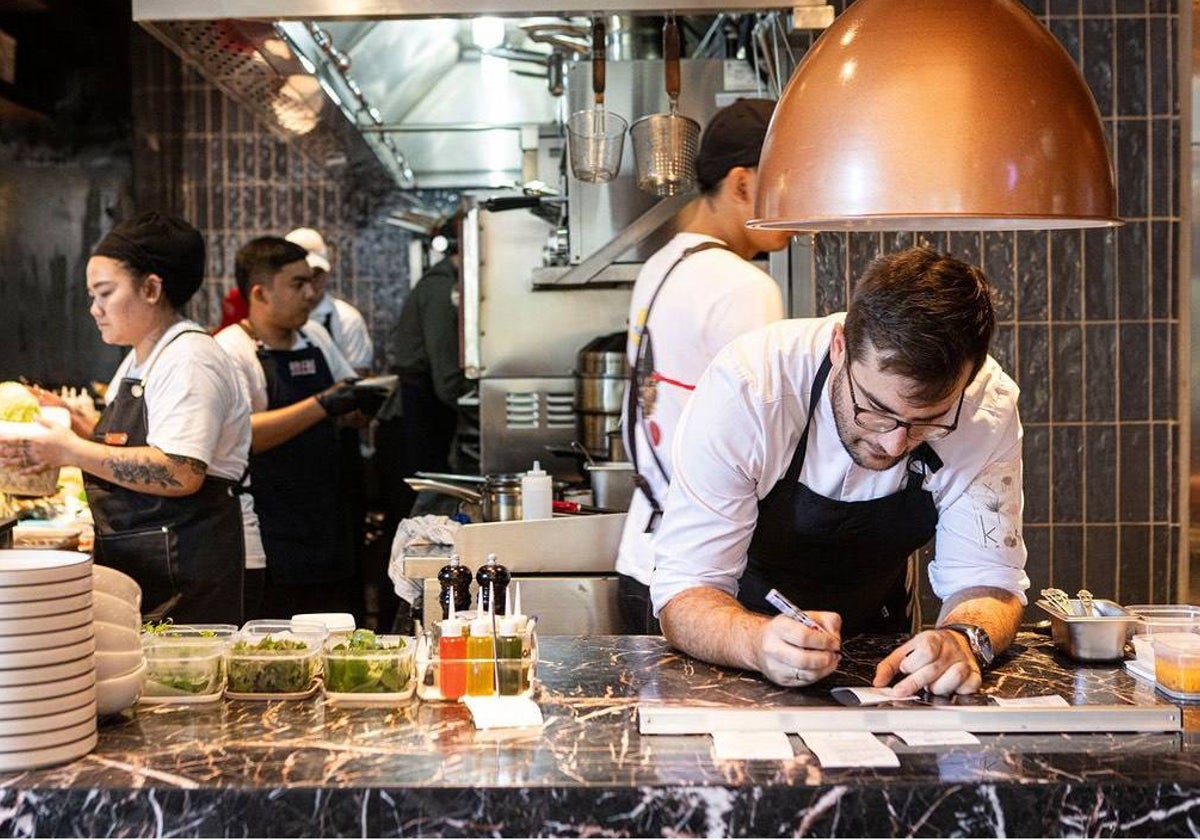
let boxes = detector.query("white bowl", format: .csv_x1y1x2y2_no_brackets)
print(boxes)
94,620,139,652
0,574,92,605
0,684,96,721
0,591,91,620
0,698,96,737
0,636,94,670
95,648,144,681
92,565,141,611
92,590,139,630
0,671,94,704
0,551,91,587
96,659,145,715
0,620,93,653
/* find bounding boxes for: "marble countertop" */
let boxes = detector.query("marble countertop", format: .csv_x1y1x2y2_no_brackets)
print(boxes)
3,633,1199,837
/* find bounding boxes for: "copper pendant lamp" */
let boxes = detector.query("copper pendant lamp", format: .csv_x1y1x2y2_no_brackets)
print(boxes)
749,0,1121,232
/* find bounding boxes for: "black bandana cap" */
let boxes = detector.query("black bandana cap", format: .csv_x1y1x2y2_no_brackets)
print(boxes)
92,212,206,309
695,98,777,191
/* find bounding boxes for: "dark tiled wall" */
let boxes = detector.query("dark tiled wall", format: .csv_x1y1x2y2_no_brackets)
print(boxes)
810,0,1182,619
131,31,418,370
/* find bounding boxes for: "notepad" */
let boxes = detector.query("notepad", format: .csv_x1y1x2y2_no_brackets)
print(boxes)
892,730,980,746
989,694,1069,708
831,686,920,705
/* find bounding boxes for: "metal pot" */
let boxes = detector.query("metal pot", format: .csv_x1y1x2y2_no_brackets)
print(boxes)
406,473,525,522
574,373,626,414
577,411,620,458
585,461,636,511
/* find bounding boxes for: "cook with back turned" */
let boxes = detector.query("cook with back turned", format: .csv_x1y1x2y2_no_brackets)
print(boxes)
0,212,251,624
650,247,1030,696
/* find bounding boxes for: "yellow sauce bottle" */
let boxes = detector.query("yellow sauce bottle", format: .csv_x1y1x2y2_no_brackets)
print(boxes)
466,590,495,696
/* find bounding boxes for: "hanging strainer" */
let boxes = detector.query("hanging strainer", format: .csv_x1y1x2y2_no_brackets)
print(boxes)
566,19,627,184
630,16,700,196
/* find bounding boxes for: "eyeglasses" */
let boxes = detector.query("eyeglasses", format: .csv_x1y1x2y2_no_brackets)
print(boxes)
844,364,965,442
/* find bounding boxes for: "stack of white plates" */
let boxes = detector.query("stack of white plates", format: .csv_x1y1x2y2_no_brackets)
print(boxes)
0,549,98,771
92,565,145,715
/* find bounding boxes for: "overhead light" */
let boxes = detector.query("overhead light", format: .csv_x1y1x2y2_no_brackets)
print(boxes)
471,17,506,50
749,0,1121,232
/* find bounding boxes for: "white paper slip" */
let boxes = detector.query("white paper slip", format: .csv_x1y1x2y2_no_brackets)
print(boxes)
711,730,795,761
462,695,545,730
893,730,980,746
797,731,900,768
830,686,920,706
990,694,1069,708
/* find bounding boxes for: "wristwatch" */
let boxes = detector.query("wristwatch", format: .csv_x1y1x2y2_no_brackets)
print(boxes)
942,623,995,669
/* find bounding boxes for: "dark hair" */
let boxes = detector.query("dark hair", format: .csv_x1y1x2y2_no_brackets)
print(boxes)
844,247,995,403
234,237,309,301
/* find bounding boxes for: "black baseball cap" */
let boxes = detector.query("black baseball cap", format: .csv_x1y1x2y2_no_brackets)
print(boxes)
695,98,777,191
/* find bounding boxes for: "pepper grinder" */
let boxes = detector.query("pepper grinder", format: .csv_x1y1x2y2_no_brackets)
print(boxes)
476,553,510,615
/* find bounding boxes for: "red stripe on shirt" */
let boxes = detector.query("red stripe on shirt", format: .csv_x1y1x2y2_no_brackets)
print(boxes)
651,372,696,391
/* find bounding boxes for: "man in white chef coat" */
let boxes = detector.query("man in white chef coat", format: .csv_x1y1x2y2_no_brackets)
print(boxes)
651,247,1030,696
617,98,793,634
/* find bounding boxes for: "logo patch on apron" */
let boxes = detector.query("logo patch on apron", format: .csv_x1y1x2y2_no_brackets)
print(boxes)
104,432,129,446
288,358,318,377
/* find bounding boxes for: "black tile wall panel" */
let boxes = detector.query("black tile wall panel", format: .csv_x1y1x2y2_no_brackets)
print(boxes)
1051,323,1084,422
1117,219,1150,318
1084,523,1119,597
1119,523,1152,603
983,231,1016,321
1024,424,1052,524
1018,324,1051,423
1053,524,1085,589
1050,230,1083,321
1118,322,1151,420
1085,424,1118,521
1119,423,1152,521
1052,424,1085,521
1083,227,1118,320
1017,231,1050,321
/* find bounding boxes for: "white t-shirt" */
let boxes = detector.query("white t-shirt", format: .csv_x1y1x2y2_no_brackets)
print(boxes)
617,233,784,584
213,320,355,569
106,320,263,567
649,315,1030,616
310,293,373,371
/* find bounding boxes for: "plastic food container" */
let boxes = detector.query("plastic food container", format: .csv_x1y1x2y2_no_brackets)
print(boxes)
226,621,325,700
140,624,237,704
415,621,539,702
1036,598,1138,661
1131,631,1200,668
1153,634,1200,701
1125,604,1200,639
322,631,415,703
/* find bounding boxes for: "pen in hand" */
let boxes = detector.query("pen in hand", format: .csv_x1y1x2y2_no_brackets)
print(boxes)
765,588,834,638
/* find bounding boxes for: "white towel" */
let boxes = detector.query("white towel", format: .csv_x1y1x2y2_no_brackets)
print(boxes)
387,515,463,605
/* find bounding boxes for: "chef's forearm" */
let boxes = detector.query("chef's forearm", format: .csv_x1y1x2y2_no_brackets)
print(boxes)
70,440,206,497
659,587,769,672
936,586,1024,653
249,398,326,453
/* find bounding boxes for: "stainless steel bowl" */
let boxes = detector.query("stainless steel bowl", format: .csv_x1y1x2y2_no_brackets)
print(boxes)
1036,598,1139,661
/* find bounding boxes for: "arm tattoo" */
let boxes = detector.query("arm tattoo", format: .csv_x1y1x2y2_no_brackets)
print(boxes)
166,453,209,478
102,454,183,489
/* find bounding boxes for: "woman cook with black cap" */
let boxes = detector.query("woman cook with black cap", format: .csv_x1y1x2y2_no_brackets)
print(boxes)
0,212,251,625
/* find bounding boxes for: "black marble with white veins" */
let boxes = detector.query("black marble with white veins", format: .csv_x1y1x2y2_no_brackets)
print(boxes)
3,633,1200,837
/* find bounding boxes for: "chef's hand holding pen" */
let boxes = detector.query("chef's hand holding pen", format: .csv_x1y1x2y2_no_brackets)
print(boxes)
873,629,982,697
754,609,842,687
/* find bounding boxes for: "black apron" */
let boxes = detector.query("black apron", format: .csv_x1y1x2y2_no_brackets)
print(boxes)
739,351,942,635
85,329,245,625
248,327,353,585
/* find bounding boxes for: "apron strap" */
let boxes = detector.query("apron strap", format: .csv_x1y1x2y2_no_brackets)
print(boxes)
783,350,833,484
627,239,732,532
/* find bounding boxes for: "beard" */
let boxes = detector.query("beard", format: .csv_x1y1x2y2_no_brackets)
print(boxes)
829,369,908,472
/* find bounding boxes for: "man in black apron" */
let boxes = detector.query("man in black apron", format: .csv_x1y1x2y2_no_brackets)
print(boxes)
650,248,1028,697
227,237,374,620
